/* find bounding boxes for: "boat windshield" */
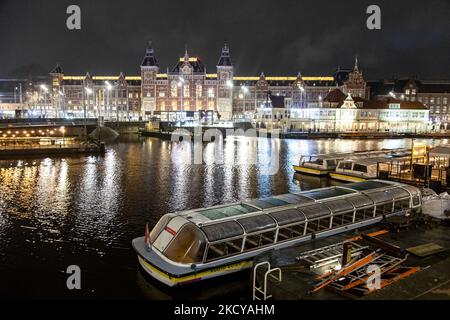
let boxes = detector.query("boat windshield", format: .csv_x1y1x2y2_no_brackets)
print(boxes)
163,223,206,264
150,214,175,244
309,157,323,165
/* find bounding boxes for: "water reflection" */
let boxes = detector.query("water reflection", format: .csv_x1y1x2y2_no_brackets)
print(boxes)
0,136,443,298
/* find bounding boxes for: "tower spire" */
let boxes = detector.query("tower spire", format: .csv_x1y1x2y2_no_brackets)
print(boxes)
354,55,359,71
141,41,158,67
217,41,232,66
184,45,189,61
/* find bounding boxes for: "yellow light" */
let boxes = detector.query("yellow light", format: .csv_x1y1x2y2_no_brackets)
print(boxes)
15,131,19,134
26,134,30,137
179,57,198,62
7,131,11,134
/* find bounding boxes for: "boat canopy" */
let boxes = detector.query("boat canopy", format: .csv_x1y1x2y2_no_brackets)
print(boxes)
148,180,422,265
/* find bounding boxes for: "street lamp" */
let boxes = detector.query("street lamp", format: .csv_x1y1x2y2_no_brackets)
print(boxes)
39,84,48,118
178,77,185,122
58,90,64,118
83,87,92,137
241,86,248,118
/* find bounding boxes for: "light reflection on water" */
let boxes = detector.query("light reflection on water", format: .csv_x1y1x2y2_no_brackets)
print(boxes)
0,136,443,298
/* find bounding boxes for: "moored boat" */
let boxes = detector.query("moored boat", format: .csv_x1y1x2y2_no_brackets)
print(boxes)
330,154,412,182
293,148,411,176
132,180,422,287
293,153,352,176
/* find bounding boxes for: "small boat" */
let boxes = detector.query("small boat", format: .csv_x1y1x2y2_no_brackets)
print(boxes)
330,155,411,182
132,180,421,287
293,153,352,176
293,149,411,176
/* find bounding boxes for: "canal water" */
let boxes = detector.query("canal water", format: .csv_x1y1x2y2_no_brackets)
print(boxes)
0,135,445,299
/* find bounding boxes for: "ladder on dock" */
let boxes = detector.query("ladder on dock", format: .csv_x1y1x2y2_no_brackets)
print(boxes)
296,240,369,269
252,261,282,300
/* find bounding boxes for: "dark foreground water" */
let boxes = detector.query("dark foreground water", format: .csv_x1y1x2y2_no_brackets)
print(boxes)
0,135,445,299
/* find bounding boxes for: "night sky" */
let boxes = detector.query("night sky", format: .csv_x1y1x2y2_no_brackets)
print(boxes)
0,0,449,80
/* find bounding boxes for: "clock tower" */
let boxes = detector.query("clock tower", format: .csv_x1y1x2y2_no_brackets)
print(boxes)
216,42,234,120
140,41,159,119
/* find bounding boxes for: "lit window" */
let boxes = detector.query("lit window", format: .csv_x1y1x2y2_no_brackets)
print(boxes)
183,83,190,98
159,92,165,97
171,81,177,97
196,84,202,98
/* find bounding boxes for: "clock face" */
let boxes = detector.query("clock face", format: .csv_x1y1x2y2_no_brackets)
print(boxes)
182,66,191,74
221,72,228,80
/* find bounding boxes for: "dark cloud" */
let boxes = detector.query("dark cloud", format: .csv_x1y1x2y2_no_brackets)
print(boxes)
0,0,449,79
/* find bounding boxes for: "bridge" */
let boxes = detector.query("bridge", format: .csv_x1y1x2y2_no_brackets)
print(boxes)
0,118,147,135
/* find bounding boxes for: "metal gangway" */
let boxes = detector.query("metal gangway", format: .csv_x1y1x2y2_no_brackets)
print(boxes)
296,240,369,269
252,261,282,300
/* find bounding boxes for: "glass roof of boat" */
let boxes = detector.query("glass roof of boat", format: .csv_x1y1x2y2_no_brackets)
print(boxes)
345,194,374,208
237,214,277,233
198,203,259,220
362,186,412,204
269,208,306,226
343,181,392,191
201,220,244,241
246,194,313,209
297,203,331,219
322,198,354,213
300,187,356,200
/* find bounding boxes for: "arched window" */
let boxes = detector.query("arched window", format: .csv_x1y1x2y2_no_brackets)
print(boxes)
171,81,178,97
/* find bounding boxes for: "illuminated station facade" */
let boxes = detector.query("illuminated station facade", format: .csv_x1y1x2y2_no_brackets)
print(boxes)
12,42,431,132
40,42,364,122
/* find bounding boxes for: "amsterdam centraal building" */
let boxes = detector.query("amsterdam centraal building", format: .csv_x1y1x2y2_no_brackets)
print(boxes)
30,42,367,122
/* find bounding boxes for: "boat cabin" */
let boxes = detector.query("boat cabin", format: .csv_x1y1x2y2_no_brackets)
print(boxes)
146,180,421,266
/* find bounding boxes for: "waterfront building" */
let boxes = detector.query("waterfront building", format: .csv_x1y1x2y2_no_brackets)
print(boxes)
0,42,436,134
254,88,429,133
369,78,450,130
8,42,364,122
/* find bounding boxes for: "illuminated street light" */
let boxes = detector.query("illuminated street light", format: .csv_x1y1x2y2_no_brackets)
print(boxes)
85,87,93,94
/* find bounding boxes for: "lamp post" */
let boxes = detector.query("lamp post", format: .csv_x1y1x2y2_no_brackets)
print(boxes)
241,86,248,119
105,81,112,121
40,84,48,118
84,87,92,137
226,80,233,122
58,89,64,118
178,76,184,123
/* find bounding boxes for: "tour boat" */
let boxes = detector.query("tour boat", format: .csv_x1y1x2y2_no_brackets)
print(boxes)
293,148,411,176
132,180,421,287
293,153,350,176
330,155,411,182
